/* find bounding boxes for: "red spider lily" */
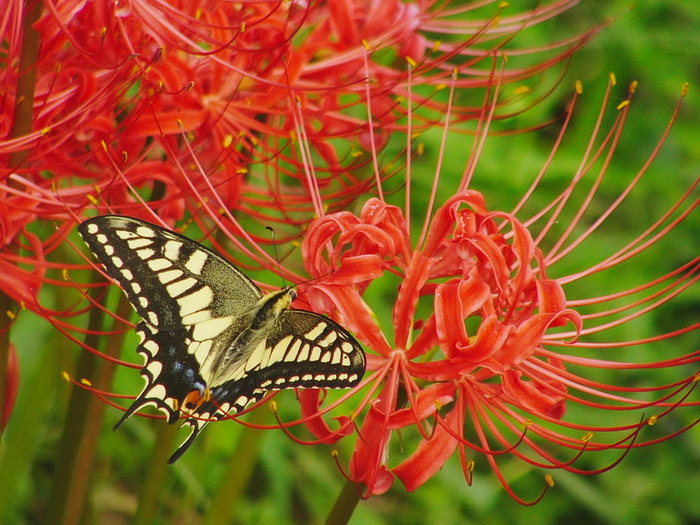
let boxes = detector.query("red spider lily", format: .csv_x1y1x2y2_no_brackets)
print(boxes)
2,0,595,221
292,76,699,503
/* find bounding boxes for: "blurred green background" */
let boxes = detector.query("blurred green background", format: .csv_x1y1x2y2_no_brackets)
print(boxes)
1,1,698,524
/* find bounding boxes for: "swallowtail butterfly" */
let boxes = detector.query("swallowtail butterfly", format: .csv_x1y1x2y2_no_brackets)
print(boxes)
79,215,365,463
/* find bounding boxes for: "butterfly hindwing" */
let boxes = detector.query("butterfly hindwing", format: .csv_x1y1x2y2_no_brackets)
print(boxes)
79,215,366,462
169,309,366,463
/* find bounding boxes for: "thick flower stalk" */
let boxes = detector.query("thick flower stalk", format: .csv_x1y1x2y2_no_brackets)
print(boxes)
293,76,699,503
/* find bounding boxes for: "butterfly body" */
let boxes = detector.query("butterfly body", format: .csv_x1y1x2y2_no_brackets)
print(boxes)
79,215,365,463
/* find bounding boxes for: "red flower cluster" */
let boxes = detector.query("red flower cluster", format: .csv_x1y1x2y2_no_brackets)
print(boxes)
292,78,699,502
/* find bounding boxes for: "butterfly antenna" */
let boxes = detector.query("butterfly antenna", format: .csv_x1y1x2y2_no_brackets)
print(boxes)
265,226,288,290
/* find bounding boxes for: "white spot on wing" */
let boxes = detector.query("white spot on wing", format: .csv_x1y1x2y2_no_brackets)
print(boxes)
142,339,159,354
147,258,170,271
191,316,233,341
127,237,152,250
184,251,208,275
146,360,162,378
116,230,137,240
163,240,182,261
86,224,98,234
284,338,302,362
304,322,327,341
266,336,292,366
137,248,156,260
193,339,213,364
166,277,197,298
179,287,213,316
136,226,155,238
131,282,142,294
158,269,183,284
297,343,310,362
147,384,166,400
181,310,211,325
148,311,159,326
318,331,338,347
245,339,268,371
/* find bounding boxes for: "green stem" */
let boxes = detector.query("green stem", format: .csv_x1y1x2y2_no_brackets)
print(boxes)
132,424,180,525
204,408,271,525
43,290,131,525
0,293,13,438
324,388,408,525
324,480,361,525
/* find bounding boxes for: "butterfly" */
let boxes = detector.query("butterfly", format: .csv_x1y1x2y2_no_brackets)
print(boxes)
78,215,365,463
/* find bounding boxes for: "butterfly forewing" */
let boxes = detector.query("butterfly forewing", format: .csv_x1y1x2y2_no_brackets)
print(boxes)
78,215,366,462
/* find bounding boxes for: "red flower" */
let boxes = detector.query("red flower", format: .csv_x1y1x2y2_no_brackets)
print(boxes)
296,77,699,503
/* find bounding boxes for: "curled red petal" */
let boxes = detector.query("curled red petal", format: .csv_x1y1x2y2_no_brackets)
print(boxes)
501,369,567,419
392,406,461,492
298,390,353,442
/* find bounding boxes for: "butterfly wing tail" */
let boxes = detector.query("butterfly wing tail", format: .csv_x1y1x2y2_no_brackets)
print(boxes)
168,418,209,464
